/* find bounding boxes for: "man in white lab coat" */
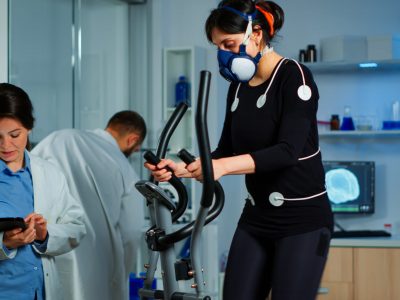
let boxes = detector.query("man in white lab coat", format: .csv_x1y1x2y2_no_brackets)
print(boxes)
32,110,147,300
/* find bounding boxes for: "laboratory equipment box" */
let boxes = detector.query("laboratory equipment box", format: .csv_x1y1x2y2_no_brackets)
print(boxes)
320,35,367,62
367,35,400,60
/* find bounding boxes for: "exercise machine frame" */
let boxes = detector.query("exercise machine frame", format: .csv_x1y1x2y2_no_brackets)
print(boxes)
135,70,224,300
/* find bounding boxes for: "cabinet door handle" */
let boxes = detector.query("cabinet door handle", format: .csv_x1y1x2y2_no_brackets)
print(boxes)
318,287,329,294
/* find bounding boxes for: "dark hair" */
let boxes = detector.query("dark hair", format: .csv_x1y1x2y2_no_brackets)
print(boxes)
205,0,284,45
106,110,147,144
0,83,35,149
0,83,35,129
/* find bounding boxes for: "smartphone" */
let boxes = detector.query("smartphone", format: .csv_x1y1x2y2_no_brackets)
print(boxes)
0,217,27,232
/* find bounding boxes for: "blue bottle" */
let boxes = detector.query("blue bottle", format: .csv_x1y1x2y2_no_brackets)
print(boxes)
175,76,190,107
340,106,355,131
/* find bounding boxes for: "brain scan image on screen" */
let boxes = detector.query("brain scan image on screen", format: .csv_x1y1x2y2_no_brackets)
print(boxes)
325,168,360,204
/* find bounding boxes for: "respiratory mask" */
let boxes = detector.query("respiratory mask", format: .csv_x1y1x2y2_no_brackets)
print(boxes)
217,7,262,83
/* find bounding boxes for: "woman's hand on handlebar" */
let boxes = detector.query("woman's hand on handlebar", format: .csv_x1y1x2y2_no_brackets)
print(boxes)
144,159,191,182
186,159,226,182
144,156,230,182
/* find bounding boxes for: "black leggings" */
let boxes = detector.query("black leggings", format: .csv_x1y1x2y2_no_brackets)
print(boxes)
223,227,331,300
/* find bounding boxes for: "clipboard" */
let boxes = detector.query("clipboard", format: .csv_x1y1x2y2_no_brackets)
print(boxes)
0,217,27,232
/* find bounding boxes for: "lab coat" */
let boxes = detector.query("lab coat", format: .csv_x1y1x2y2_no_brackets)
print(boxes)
32,129,144,300
0,153,86,300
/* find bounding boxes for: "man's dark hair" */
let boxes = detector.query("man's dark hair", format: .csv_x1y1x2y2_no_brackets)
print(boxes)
106,110,146,144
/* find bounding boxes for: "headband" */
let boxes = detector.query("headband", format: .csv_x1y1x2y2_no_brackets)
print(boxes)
255,5,275,37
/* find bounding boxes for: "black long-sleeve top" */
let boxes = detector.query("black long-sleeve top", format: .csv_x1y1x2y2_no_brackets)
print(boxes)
212,59,333,238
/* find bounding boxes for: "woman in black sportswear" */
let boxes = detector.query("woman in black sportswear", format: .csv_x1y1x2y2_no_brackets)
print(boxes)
145,1,333,299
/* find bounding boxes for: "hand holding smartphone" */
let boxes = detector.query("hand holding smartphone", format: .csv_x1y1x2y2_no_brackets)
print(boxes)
1,217,36,249
0,217,27,232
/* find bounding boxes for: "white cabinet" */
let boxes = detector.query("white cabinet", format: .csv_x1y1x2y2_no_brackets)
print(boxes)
162,46,206,222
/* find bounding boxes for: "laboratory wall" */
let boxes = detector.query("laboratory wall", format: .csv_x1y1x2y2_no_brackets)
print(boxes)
140,0,400,266
7,0,130,142
8,0,74,142
0,0,7,82
77,0,130,130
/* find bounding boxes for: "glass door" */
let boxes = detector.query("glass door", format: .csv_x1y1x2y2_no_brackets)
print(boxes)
8,0,74,143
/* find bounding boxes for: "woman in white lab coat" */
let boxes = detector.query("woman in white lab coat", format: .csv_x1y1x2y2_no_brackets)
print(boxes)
0,83,86,300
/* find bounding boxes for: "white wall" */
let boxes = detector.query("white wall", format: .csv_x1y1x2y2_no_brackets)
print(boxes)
0,0,8,82
8,0,74,142
276,0,400,60
129,0,164,148
77,0,130,129
141,0,400,262
7,0,130,141
129,3,149,131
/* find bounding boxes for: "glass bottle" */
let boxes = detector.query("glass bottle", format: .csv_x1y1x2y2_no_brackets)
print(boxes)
340,106,355,131
175,76,190,107
306,44,317,63
330,114,340,130
299,49,306,63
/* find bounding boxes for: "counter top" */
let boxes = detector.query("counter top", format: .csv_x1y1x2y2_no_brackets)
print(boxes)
331,235,400,248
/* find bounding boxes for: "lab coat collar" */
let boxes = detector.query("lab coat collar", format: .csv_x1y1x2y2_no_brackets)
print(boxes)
90,129,119,149
24,150,32,171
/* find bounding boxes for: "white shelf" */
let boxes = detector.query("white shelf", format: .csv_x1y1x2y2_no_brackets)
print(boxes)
162,46,205,152
163,46,205,113
319,130,400,138
304,59,400,73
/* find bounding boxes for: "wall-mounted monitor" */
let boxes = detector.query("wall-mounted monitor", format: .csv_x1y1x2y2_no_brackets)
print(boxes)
322,161,375,214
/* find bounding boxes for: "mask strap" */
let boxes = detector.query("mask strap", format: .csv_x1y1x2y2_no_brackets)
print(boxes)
243,18,253,45
220,6,257,45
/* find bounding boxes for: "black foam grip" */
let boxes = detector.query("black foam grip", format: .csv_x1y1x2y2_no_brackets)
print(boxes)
143,150,161,165
177,149,196,164
144,150,174,173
